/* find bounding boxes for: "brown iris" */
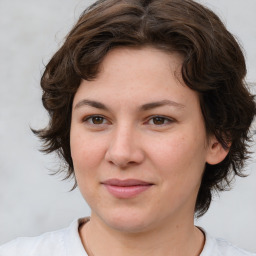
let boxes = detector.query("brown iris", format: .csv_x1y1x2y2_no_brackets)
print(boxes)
91,116,104,124
152,117,166,125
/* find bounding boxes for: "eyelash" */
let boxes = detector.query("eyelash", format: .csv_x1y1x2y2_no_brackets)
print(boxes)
83,115,109,125
82,115,174,127
146,115,174,126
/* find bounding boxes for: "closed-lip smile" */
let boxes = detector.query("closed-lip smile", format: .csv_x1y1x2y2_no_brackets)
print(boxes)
101,179,154,199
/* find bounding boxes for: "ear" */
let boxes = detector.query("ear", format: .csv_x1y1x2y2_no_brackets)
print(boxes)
206,136,230,165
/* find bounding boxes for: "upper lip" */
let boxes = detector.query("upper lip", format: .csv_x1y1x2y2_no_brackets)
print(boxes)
101,179,153,187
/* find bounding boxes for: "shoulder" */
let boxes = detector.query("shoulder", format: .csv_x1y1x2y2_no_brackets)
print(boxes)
213,237,256,256
0,218,88,256
0,228,66,256
201,230,256,256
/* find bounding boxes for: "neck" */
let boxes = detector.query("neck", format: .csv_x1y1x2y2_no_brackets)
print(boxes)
79,213,205,256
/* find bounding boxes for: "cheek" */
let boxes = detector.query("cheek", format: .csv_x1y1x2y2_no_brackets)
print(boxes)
70,130,105,172
148,132,206,178
70,132,106,198
148,134,187,164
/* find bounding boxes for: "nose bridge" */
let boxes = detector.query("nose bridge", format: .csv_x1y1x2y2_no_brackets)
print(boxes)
105,121,144,167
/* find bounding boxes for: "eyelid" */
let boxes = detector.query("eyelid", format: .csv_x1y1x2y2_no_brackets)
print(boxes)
145,115,175,126
82,114,174,127
83,115,110,125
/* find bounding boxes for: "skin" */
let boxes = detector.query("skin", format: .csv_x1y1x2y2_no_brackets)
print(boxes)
70,47,228,256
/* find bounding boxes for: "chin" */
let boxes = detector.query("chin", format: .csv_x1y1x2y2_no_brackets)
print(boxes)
97,209,154,234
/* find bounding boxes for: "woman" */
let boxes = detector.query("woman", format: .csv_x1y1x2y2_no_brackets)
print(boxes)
1,0,255,255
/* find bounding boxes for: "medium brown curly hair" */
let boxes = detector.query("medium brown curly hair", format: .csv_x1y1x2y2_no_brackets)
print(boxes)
34,0,256,217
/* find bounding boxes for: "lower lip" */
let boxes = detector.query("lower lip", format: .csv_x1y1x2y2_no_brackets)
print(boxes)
103,184,152,199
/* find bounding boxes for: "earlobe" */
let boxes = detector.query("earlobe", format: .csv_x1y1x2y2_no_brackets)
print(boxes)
206,137,230,165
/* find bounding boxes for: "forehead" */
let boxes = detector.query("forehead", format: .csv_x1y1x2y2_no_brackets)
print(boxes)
73,47,199,111
98,47,183,82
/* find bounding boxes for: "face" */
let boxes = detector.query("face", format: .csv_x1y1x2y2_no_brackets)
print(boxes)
70,47,214,233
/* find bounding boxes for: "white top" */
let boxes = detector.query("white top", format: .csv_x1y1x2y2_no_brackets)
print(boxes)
0,218,255,256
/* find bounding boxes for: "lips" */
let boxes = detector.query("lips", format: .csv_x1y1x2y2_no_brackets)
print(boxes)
101,179,153,199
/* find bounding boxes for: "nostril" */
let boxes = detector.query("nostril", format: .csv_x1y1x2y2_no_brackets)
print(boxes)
104,137,145,167
106,155,140,168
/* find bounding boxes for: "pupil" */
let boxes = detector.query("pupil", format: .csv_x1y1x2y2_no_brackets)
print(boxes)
153,117,164,125
93,116,103,124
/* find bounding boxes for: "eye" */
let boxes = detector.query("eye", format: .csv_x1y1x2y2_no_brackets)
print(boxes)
147,116,174,126
83,115,108,125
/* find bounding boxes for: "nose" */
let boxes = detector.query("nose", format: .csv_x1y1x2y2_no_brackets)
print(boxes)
105,124,145,169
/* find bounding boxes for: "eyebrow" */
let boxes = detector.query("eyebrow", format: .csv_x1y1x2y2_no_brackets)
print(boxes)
139,100,185,111
74,99,109,110
74,99,185,111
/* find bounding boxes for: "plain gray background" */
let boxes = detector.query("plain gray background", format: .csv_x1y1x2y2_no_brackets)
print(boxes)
0,0,256,252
